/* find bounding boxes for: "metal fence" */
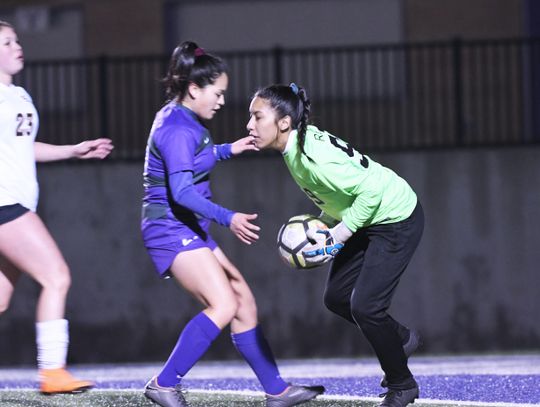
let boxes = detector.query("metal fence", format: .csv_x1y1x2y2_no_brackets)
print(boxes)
15,38,540,159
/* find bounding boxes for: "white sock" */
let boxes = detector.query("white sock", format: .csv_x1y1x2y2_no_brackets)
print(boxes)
36,319,69,370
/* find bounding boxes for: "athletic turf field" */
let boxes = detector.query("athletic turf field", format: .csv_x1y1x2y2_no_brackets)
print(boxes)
1,354,538,406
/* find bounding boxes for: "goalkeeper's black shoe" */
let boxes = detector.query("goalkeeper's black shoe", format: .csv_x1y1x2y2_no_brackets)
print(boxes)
378,385,419,407
381,330,421,388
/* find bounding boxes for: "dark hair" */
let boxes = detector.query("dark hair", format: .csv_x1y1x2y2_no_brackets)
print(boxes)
163,41,227,102
254,83,312,159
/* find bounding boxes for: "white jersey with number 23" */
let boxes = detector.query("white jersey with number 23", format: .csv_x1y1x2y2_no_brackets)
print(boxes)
0,83,40,211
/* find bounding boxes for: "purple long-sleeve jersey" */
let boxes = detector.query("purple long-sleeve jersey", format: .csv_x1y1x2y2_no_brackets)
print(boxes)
141,102,232,276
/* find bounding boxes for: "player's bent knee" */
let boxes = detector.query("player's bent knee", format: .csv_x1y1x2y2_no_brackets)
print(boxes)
323,291,347,315
235,298,258,324
323,294,336,313
349,290,388,324
237,291,257,315
210,298,239,325
39,264,72,294
350,304,385,325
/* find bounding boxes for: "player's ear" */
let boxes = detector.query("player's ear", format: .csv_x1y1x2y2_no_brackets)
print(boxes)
278,115,292,132
186,82,200,100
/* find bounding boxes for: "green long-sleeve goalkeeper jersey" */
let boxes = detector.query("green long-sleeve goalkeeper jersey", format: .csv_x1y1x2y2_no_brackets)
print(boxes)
282,125,417,232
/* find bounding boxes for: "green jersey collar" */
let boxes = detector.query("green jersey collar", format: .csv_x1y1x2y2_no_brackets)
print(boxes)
283,129,298,155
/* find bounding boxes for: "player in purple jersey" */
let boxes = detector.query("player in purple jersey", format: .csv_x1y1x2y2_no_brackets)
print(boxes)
141,41,324,407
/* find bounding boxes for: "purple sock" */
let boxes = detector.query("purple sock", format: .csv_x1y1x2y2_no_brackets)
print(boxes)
231,326,288,395
157,312,221,387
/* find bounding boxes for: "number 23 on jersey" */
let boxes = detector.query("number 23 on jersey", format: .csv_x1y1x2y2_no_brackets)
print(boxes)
16,112,34,136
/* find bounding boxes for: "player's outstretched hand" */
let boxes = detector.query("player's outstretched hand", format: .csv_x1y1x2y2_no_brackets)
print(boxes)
231,135,259,155
73,138,114,160
230,212,260,244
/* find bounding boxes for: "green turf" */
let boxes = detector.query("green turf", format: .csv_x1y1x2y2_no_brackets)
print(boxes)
0,390,503,407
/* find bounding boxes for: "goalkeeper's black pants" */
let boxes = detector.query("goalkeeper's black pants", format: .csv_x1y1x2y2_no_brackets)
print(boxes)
323,202,424,391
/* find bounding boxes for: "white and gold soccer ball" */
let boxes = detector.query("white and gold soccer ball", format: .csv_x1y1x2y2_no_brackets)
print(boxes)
276,214,329,269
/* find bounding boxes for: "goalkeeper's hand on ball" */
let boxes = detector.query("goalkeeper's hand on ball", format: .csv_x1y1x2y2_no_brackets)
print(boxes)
302,221,353,265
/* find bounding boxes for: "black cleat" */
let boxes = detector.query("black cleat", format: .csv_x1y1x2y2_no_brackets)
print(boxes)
378,385,419,407
144,376,188,407
381,330,421,388
265,384,325,407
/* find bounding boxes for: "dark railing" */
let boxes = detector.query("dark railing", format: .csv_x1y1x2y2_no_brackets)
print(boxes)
15,38,540,159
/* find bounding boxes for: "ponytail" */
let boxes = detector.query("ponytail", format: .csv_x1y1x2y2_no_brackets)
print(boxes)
254,83,313,160
295,86,311,159
163,41,227,102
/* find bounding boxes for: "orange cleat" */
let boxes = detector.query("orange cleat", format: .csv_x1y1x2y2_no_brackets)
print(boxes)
39,367,94,394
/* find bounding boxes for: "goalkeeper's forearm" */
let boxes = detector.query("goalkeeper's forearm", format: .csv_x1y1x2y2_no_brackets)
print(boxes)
330,222,354,244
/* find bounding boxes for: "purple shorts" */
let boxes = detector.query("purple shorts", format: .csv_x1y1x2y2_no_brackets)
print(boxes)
141,218,218,278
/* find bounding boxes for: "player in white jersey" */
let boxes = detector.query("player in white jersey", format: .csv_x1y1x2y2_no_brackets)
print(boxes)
0,21,113,394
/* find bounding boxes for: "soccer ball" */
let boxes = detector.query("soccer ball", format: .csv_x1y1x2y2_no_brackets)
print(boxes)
277,214,329,269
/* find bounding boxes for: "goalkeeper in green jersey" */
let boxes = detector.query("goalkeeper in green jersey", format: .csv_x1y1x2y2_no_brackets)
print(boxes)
246,83,424,407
